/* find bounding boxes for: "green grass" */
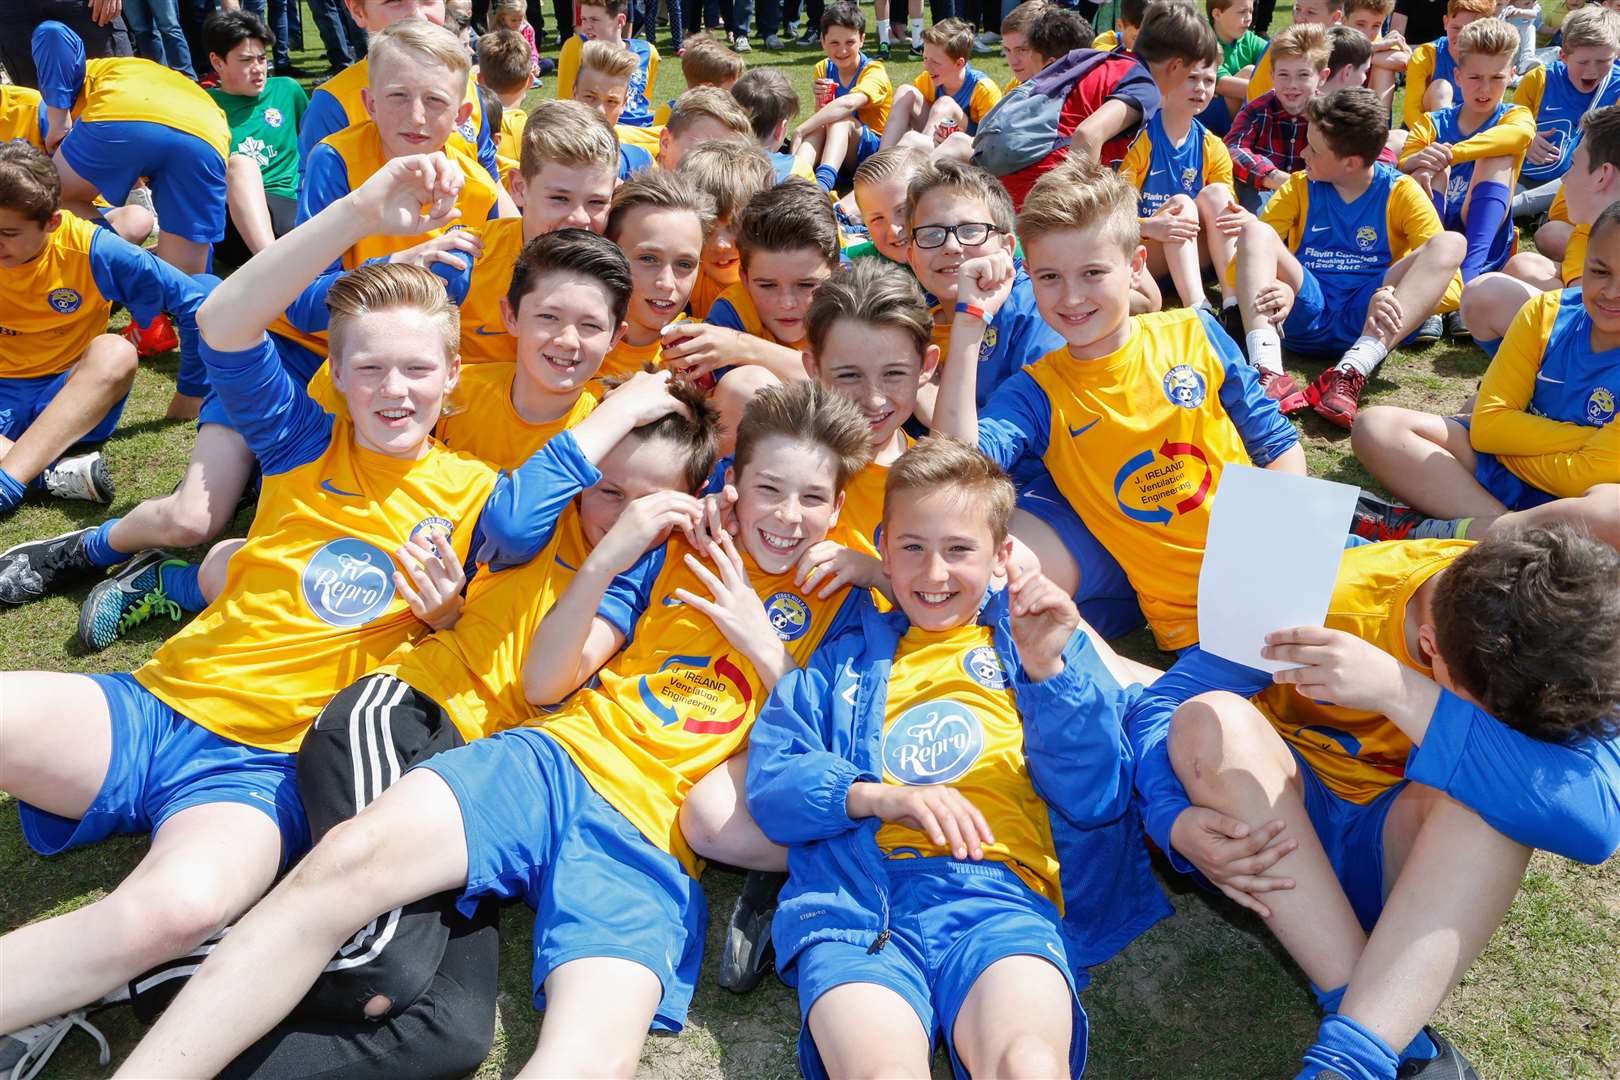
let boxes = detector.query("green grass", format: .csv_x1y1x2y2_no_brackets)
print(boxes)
2,4,1618,1077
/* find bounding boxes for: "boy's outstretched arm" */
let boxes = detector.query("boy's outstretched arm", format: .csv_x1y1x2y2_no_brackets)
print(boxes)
196,153,468,353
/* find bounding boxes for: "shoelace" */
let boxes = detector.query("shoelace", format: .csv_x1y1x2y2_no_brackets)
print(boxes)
117,586,183,635
8,1011,109,1080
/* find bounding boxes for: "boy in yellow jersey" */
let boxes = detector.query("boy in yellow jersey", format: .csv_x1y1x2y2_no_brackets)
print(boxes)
652,32,745,129
31,20,229,417
300,0,502,189
556,0,660,128
0,154,632,1057
1245,0,1344,103
731,66,813,182
882,18,1004,160
114,381,876,1077
1136,526,1620,1080
1232,89,1465,426
476,27,533,183
0,144,203,525
848,145,926,263
676,138,777,317
1400,0,1496,125
747,437,1169,1077
793,3,893,194
1460,105,1620,351
1345,0,1411,107
571,40,662,173
598,171,714,385
656,87,755,170
1350,200,1620,551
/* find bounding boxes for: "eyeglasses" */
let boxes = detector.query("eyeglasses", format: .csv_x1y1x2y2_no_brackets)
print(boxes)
909,222,1004,249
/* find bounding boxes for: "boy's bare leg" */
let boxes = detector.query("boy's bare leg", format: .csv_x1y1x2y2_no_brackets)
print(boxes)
1235,220,1306,332
103,203,155,246
1169,692,1367,991
881,86,926,148
1420,77,1453,113
1501,250,1563,290
1369,232,1466,348
1458,271,1541,343
923,97,968,143
952,955,1072,1077
793,126,827,176
104,423,257,552
817,117,856,175
679,753,789,870
1338,785,1530,1053
808,983,933,1078
115,768,472,1079
520,957,664,1078
1351,408,1506,518
50,149,104,224
226,153,279,256
1147,197,1206,309
198,536,247,606
1535,219,1575,262
1009,510,1079,595
1196,184,1239,304
0,335,135,490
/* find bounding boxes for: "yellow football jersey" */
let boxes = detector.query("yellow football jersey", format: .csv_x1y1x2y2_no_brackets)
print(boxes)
434,362,597,470
834,440,907,559
0,212,113,379
135,423,498,752
875,622,1062,905
0,85,45,147
315,60,486,163
813,55,893,133
596,331,668,387
380,501,593,741
1563,223,1589,286
537,541,852,873
688,269,731,319
75,57,230,157
455,216,526,365
710,282,804,349
1254,540,1471,804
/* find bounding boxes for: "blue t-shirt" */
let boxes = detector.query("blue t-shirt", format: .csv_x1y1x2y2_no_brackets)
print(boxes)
1520,61,1620,185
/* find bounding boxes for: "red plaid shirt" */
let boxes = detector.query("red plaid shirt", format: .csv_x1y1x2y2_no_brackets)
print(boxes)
1224,90,1308,185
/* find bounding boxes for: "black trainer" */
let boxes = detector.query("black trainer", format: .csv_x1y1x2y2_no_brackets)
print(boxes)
0,527,98,605
717,869,787,993
1397,1027,1481,1080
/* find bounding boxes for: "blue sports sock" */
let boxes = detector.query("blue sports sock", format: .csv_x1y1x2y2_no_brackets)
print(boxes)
813,164,838,193
1430,187,1446,218
0,469,26,513
1401,1027,1439,1064
1312,984,1347,1014
1476,335,1502,358
1461,180,1511,281
158,561,207,613
1296,1014,1400,1080
82,518,131,569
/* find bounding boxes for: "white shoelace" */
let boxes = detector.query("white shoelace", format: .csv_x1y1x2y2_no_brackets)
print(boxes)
7,1012,110,1080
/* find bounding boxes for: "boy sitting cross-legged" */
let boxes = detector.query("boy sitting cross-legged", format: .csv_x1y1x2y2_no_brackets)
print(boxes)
1234,88,1466,427
1400,17,1534,287
881,18,1003,161
114,380,876,1079
746,436,1172,1079
1134,524,1620,1080
1349,199,1620,551
794,2,893,194
1510,6,1620,220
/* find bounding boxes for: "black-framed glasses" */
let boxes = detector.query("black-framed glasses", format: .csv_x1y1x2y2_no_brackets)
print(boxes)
910,222,1004,249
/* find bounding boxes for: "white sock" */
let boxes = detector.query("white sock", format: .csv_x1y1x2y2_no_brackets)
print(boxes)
911,17,924,45
1338,336,1388,377
1194,298,1215,313
1222,295,1237,309
1246,326,1284,374
878,23,890,43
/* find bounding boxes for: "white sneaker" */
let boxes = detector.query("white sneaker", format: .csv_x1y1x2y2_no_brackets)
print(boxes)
763,32,786,48
0,1012,110,1080
733,33,752,51
125,185,159,239
41,451,114,504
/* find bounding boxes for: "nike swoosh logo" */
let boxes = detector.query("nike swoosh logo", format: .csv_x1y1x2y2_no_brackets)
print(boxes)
1068,417,1101,437
661,595,684,607
554,554,578,571
472,326,505,336
320,479,363,497
1534,372,1564,384
1308,224,1330,234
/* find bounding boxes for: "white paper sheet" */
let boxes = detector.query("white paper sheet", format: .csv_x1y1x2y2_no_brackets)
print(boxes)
1197,464,1360,672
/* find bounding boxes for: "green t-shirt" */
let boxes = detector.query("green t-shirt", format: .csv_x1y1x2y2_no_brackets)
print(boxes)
1217,28,1269,77
207,77,309,200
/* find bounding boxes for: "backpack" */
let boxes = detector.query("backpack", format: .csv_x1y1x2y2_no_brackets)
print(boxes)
970,48,1117,177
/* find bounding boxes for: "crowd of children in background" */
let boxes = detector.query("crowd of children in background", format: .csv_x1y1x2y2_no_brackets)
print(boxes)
0,0,1617,1077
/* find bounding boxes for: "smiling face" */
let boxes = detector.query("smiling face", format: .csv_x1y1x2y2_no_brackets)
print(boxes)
853,171,915,263
1271,55,1326,114
881,485,1010,631
1003,29,1038,82
1455,48,1514,118
578,431,697,545
1565,43,1619,93
741,247,834,345
809,319,935,456
821,23,863,66
213,36,269,96
0,207,54,268
907,187,1009,307
1582,218,1620,343
615,204,705,345
501,269,624,395
728,434,844,573
702,213,741,284
1212,0,1255,43
513,161,616,238
1025,223,1142,359
573,66,629,124
331,308,459,458
363,49,472,159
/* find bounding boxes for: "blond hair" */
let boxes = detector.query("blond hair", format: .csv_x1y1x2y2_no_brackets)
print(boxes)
733,380,872,494
519,99,620,178
906,159,1015,234
922,17,977,59
581,38,637,81
476,28,531,94
1563,4,1620,48
1016,153,1140,254
675,138,775,220
885,436,1016,543
806,258,934,362
853,145,927,189
328,262,459,365
666,85,755,139
1269,22,1332,68
607,168,718,242
680,31,746,85
1455,16,1520,61
367,17,471,83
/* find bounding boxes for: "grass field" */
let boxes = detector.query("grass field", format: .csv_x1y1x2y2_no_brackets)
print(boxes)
1,4,1617,1077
